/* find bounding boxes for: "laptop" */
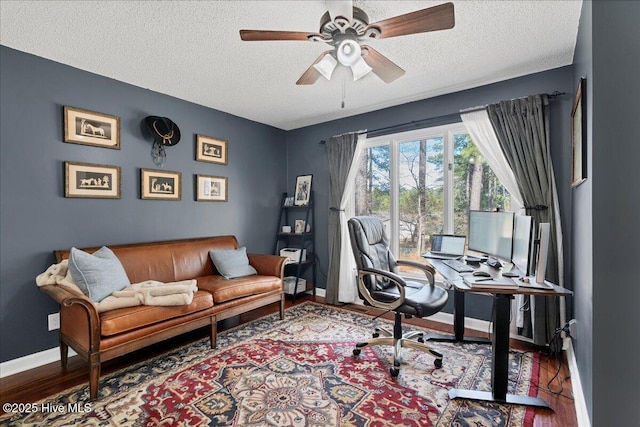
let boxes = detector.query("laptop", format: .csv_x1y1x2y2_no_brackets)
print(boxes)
423,234,466,259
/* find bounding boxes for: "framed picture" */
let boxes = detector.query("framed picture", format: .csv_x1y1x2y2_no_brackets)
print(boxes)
196,174,228,202
64,106,120,149
196,135,228,165
294,219,306,234
141,168,181,200
571,78,587,187
294,174,312,206
65,161,121,199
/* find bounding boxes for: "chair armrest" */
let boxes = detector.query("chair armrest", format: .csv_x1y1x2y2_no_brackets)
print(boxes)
358,267,406,311
247,253,286,278
396,259,435,283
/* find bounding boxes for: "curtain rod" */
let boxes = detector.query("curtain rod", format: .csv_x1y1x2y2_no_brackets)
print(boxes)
318,111,460,144
318,91,565,144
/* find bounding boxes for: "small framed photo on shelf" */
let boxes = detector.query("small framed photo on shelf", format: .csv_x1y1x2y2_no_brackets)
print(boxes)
294,220,306,234
283,196,294,207
196,174,228,202
141,168,181,200
65,161,121,199
570,78,587,187
294,174,312,206
64,106,120,149
196,135,228,165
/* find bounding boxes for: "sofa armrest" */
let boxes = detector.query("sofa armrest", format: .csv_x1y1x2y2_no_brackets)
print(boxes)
40,284,81,304
247,254,286,278
39,285,101,353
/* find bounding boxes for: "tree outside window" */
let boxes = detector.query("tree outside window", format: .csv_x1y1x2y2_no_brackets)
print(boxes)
354,126,510,263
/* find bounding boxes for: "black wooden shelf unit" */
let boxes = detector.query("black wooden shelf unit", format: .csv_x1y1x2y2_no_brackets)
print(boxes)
273,191,316,301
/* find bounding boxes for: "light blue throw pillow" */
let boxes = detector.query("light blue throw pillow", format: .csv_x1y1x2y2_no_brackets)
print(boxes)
209,247,258,279
68,246,131,302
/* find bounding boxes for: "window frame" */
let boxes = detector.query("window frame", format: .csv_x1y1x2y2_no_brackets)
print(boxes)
359,122,469,256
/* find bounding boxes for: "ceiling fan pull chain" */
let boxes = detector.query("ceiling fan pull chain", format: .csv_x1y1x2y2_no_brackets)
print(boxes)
341,75,346,109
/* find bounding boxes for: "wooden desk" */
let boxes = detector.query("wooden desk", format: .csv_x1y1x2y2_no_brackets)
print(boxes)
428,258,572,409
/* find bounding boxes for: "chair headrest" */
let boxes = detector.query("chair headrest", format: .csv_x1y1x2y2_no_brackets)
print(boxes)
356,216,385,245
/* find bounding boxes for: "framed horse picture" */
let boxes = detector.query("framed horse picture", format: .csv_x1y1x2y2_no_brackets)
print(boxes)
141,168,182,201
64,106,120,149
65,162,121,199
196,135,228,165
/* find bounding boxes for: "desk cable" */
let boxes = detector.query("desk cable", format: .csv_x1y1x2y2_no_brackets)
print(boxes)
490,296,574,401
506,324,576,401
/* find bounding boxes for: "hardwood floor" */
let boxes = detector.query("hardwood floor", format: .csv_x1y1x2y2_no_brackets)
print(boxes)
0,295,578,426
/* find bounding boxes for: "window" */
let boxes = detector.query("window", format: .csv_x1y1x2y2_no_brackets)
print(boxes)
354,123,511,265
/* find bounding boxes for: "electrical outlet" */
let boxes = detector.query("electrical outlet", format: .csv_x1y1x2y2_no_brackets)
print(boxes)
568,319,577,339
48,312,60,331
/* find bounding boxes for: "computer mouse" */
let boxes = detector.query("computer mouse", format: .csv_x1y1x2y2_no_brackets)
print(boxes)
472,270,491,277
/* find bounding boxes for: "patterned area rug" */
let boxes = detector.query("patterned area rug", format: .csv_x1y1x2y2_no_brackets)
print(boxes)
1,302,538,426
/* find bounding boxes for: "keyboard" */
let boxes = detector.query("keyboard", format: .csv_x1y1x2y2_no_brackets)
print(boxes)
443,259,474,273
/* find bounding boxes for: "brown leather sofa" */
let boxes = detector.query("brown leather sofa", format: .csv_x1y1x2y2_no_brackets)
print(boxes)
39,236,285,400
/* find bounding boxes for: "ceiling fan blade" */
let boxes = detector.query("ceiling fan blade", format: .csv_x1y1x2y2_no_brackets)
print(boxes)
296,50,335,85
361,46,405,83
366,2,455,39
326,0,353,24
240,30,321,41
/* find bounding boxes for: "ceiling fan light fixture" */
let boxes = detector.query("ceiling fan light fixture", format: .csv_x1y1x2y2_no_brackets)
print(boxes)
336,39,361,67
350,56,372,81
312,53,338,80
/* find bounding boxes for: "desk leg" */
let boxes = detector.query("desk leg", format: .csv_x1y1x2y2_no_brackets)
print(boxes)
453,288,465,341
492,294,512,400
443,289,490,344
427,289,490,343
449,293,552,410
427,288,489,343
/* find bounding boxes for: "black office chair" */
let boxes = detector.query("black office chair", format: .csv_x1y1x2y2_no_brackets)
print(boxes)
348,216,449,376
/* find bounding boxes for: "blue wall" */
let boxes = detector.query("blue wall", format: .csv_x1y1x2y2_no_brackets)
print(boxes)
571,0,594,420
0,46,286,362
571,2,640,424
286,66,575,320
590,2,640,426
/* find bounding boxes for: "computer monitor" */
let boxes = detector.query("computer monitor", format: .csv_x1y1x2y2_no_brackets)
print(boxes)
468,210,515,263
511,215,533,275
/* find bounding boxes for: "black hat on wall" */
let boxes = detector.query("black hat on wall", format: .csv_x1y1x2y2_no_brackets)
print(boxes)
144,116,181,146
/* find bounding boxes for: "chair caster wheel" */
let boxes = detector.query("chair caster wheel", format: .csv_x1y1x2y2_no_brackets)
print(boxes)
390,367,399,377
353,348,361,356
417,337,424,343
434,358,443,368
372,332,379,338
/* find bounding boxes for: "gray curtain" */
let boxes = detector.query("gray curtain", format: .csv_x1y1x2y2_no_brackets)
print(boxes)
325,132,359,305
487,95,561,345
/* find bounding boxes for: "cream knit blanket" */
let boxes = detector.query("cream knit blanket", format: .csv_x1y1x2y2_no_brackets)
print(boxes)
36,260,198,313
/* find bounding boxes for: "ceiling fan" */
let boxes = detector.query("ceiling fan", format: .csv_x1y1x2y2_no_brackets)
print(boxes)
239,1,455,85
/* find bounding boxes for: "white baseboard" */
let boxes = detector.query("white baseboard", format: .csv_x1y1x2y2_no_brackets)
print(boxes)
0,346,77,378
565,337,591,427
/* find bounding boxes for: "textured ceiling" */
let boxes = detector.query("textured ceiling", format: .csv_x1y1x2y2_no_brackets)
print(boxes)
0,1,582,130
